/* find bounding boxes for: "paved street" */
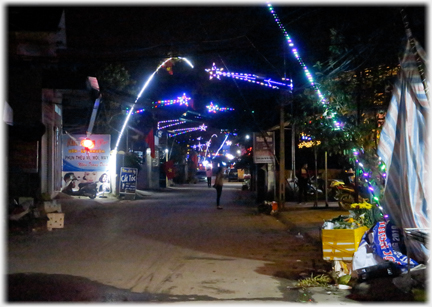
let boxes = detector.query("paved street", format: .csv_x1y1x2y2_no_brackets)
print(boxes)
6,182,361,303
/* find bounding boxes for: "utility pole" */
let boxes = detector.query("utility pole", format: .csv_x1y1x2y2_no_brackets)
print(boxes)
279,89,290,209
291,92,296,182
279,100,285,209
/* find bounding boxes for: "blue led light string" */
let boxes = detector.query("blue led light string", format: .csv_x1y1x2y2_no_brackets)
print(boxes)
266,2,324,103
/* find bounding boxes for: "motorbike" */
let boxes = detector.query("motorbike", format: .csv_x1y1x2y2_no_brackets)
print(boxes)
328,179,345,201
62,176,98,199
289,176,323,198
337,184,370,210
307,176,323,196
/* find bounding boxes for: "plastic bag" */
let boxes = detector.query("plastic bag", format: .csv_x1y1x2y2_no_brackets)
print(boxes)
353,237,386,271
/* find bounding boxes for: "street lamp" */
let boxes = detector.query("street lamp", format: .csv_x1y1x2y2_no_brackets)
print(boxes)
165,148,169,188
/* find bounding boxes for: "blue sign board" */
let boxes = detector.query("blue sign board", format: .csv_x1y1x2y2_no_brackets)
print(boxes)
119,167,138,194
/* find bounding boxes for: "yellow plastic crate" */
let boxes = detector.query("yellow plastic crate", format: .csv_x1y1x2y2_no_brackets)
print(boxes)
47,213,65,231
322,226,368,261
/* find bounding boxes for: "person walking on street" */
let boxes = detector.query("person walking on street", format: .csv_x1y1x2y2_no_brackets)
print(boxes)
206,166,213,188
214,166,224,209
298,163,310,203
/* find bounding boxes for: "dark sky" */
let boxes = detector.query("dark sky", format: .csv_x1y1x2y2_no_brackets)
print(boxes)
7,2,427,136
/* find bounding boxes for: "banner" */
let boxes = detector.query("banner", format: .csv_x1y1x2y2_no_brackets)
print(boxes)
164,160,175,179
372,221,418,271
62,134,110,171
61,134,111,193
145,129,155,158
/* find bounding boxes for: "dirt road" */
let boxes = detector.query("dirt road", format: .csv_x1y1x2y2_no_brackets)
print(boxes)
7,182,344,302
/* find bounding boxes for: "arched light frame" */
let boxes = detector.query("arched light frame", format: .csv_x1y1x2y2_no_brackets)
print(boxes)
114,57,194,152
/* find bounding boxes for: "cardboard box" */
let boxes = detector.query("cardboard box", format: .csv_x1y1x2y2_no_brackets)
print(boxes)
47,213,65,231
322,226,368,261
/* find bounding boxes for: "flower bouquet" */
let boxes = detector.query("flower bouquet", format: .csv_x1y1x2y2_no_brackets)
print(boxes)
323,201,376,230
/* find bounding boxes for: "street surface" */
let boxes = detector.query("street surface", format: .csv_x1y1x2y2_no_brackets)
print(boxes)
7,182,354,303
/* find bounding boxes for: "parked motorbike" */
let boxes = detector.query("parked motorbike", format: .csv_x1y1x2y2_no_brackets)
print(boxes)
328,179,345,201
337,184,370,210
308,175,324,195
289,177,323,198
62,175,97,199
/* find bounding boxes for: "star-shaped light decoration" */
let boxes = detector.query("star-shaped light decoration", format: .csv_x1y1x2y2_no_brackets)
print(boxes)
152,94,191,108
206,102,234,113
205,63,222,80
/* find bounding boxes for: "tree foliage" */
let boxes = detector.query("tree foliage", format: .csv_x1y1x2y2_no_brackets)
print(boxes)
93,63,138,137
291,28,399,194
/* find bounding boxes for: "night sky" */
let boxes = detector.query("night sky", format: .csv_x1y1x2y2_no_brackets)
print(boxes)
7,2,427,146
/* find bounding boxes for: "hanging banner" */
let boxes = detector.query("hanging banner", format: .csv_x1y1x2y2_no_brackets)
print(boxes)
253,132,275,164
61,134,111,193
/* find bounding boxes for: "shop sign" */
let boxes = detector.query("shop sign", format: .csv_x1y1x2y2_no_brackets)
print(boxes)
61,134,111,193
62,134,110,171
119,167,138,194
253,132,275,164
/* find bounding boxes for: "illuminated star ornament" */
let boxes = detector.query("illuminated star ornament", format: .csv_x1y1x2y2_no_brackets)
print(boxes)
205,63,293,90
191,142,206,151
168,124,207,137
152,93,191,108
206,102,234,113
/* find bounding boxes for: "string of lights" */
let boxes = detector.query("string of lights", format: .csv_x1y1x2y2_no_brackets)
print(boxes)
151,93,191,108
157,119,186,130
205,63,293,90
125,108,145,115
168,124,207,137
266,2,386,216
266,2,344,131
266,2,324,103
298,133,321,148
